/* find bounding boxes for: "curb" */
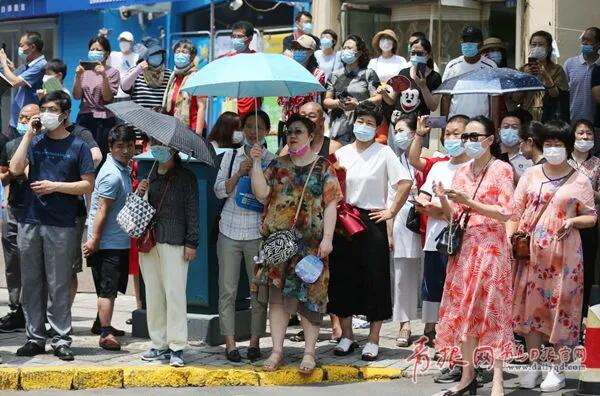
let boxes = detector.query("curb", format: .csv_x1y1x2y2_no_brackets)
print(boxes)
0,365,403,390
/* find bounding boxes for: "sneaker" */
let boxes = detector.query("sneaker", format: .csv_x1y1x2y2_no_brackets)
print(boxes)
0,309,25,333
169,350,184,367
16,342,45,357
540,367,566,392
141,348,170,361
519,367,542,389
434,366,462,384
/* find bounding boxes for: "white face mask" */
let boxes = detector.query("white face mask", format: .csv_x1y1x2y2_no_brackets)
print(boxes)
529,46,547,60
379,38,394,52
119,41,132,53
574,139,594,153
42,75,51,83
40,112,63,131
543,146,567,165
232,130,244,144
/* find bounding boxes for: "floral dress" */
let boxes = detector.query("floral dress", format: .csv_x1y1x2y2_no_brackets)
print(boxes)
251,156,342,317
435,160,515,359
512,165,596,346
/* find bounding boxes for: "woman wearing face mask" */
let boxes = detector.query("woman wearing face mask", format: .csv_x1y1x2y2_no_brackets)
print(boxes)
314,29,343,82
433,116,515,396
567,119,600,325
367,30,406,84
213,111,275,363
509,120,596,392
513,31,569,122
386,113,422,348
323,35,382,145
481,37,507,68
382,38,441,122
136,138,199,368
277,35,325,148
250,114,342,373
328,102,412,361
73,35,120,159
162,40,207,136
208,111,242,150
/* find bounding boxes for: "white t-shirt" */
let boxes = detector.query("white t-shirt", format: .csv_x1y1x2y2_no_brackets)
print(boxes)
108,51,139,98
315,50,343,82
442,55,497,118
420,159,471,252
368,55,407,83
509,151,533,179
336,142,410,210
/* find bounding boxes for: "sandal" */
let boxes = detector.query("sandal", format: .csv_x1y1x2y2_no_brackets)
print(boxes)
396,328,411,347
361,342,379,362
262,351,284,372
289,330,305,342
333,338,358,356
298,352,316,374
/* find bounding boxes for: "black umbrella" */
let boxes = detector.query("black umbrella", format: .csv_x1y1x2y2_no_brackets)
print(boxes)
106,101,216,167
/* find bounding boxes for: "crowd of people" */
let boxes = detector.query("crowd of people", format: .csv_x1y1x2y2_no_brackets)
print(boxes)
0,14,599,396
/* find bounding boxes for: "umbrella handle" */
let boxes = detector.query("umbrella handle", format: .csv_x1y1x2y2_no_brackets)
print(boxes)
254,98,258,142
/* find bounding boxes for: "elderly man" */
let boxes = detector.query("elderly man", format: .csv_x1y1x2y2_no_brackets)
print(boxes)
280,102,342,157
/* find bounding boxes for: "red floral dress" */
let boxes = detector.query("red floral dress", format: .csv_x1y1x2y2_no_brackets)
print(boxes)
435,160,515,359
277,67,326,122
512,165,596,346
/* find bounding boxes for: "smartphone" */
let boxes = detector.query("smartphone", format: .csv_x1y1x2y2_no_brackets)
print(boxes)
33,119,42,131
425,116,447,129
527,56,537,65
79,61,98,71
416,62,427,78
408,199,424,207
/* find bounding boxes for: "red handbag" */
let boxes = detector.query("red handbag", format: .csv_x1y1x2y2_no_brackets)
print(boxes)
137,179,171,253
329,153,366,238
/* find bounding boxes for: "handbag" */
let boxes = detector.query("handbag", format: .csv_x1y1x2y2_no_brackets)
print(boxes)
511,169,575,260
117,192,157,238
435,159,494,256
401,155,421,234
137,179,171,253
256,157,320,267
331,153,366,238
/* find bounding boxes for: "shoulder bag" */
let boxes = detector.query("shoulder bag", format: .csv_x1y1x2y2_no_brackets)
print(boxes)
256,157,320,267
435,159,494,256
402,156,421,234
116,162,159,239
137,179,171,253
511,169,575,260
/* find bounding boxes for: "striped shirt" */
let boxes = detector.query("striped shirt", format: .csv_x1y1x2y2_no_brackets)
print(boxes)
130,69,173,109
564,54,600,123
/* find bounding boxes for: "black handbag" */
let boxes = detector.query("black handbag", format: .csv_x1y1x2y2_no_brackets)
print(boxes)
405,205,421,233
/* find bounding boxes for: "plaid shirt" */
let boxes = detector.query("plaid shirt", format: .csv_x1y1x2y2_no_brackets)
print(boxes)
214,147,276,240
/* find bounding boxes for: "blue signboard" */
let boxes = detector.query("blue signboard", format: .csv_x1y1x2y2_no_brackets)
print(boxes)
46,0,188,13
0,0,46,19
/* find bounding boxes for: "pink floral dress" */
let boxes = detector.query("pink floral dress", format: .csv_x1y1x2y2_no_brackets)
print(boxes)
435,160,515,360
512,165,596,346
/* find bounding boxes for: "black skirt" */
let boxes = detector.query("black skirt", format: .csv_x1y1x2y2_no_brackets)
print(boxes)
327,208,392,322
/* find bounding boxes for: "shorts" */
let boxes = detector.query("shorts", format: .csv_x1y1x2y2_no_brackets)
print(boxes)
72,216,86,274
89,249,130,298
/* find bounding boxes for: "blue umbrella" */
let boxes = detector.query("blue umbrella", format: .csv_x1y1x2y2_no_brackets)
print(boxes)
181,53,326,98
433,67,545,95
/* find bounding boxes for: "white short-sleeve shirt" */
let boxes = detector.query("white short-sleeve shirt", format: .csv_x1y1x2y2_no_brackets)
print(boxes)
368,55,407,83
420,159,471,252
336,142,410,210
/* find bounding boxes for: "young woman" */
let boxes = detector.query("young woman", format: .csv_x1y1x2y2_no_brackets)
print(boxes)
510,120,596,392
328,101,412,361
250,114,342,373
368,29,406,83
315,29,343,82
208,111,242,150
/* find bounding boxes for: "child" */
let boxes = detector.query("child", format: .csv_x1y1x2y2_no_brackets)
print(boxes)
36,58,70,99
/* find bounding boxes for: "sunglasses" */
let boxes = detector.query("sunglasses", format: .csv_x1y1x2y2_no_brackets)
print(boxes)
461,133,487,143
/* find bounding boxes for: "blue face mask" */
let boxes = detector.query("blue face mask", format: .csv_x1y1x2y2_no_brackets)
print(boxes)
302,23,313,34
150,145,173,163
353,123,376,142
488,50,502,65
341,49,357,65
444,139,465,158
465,141,487,159
500,128,520,147
148,54,164,68
320,37,333,49
410,55,427,65
16,122,28,135
174,53,191,68
394,131,413,150
581,44,595,56
244,137,266,147
88,50,105,62
407,45,412,55
293,50,309,64
461,42,479,58
232,38,247,52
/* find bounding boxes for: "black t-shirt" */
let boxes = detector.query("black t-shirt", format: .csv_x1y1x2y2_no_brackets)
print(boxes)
0,136,26,209
592,65,600,128
393,67,442,117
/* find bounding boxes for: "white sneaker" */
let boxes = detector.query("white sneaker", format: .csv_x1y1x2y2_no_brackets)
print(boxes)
519,368,542,389
540,367,566,392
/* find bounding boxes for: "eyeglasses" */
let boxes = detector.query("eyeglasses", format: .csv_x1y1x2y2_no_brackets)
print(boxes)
285,128,307,137
411,50,426,56
461,133,487,143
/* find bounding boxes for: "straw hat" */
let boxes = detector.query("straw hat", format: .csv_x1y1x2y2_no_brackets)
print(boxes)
291,35,317,51
481,37,506,52
372,29,398,50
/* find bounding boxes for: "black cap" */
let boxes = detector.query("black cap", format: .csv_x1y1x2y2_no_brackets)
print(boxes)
462,26,483,42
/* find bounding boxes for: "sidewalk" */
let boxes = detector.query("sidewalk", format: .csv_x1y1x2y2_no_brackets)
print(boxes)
0,289,422,390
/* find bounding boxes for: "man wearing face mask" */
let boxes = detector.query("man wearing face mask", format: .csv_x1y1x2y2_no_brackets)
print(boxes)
0,104,40,334
564,27,600,130
108,31,139,101
441,27,498,121
283,11,319,56
9,91,95,361
0,31,46,136
499,111,532,182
